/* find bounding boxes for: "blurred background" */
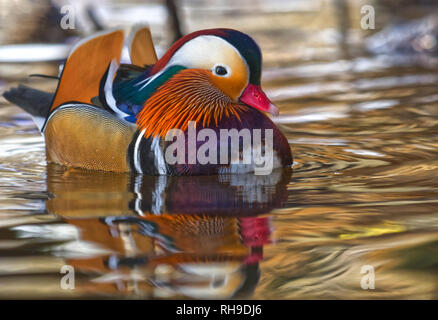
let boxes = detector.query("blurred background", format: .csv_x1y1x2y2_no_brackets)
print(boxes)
1,0,438,299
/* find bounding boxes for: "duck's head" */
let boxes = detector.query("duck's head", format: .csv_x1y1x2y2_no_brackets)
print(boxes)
137,28,278,137
150,28,278,116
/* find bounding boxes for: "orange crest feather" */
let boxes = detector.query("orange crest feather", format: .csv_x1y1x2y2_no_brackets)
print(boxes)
136,69,248,138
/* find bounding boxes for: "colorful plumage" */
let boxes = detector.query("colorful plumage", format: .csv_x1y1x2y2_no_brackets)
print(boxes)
3,26,292,175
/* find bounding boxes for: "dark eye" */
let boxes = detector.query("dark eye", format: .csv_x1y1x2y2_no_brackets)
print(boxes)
214,65,228,76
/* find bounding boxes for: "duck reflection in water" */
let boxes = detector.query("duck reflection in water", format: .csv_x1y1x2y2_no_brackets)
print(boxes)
43,165,291,299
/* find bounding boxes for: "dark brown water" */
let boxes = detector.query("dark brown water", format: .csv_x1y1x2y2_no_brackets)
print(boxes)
1,0,438,299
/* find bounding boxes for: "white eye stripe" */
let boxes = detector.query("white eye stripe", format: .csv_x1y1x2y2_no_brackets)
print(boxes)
167,35,245,77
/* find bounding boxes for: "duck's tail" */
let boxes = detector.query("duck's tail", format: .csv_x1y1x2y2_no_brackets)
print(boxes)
3,85,54,131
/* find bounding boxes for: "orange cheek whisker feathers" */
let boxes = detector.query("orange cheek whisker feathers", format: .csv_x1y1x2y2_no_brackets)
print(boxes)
136,69,248,138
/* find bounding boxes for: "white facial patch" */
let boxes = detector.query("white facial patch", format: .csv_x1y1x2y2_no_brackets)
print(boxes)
167,35,249,80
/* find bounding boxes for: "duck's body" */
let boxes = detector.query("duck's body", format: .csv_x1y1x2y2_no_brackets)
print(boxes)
4,27,292,175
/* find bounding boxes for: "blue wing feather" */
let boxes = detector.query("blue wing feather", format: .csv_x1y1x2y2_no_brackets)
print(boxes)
111,65,186,123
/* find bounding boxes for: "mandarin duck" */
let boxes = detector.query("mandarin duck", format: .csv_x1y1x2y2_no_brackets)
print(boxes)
4,27,292,175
